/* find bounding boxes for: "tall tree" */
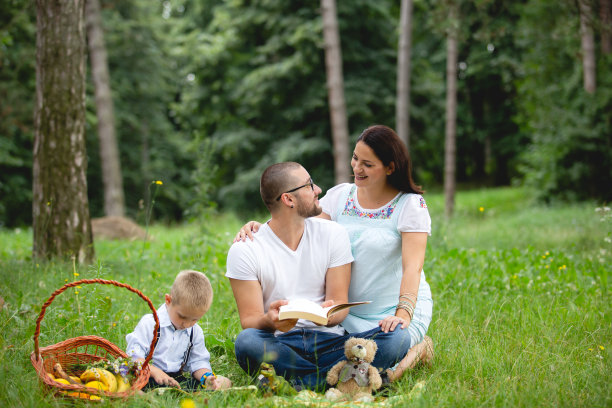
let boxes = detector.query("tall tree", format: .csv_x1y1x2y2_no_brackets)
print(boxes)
600,0,612,54
321,0,350,184
578,0,596,93
444,2,459,219
396,0,413,148
33,0,94,263
86,0,125,216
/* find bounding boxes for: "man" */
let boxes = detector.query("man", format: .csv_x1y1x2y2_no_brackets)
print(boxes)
226,162,353,389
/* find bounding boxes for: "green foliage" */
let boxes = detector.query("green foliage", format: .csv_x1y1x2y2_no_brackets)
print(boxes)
0,0,608,227
86,0,197,221
0,187,610,407
0,0,35,227
515,0,612,203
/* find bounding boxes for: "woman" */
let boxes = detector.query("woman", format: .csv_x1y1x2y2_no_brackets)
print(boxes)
237,125,433,381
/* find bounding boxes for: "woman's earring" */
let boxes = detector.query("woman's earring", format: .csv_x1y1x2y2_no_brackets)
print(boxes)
291,205,294,208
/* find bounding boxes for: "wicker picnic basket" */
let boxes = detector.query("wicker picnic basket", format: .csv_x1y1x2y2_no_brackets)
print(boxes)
30,279,159,399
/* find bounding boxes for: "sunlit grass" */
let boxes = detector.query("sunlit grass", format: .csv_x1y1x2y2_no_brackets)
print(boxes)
0,187,609,407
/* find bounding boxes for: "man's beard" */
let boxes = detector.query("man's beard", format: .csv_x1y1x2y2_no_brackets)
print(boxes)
296,198,322,218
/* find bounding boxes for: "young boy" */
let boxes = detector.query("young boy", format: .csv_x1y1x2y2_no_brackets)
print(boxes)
126,270,231,391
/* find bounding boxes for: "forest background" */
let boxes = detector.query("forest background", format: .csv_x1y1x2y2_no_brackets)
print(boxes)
1,0,611,230
0,1,611,406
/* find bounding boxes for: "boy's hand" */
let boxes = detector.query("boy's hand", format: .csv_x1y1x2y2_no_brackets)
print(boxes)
206,375,232,390
150,365,181,388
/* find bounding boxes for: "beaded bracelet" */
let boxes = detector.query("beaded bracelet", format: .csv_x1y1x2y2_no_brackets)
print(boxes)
200,371,216,388
399,293,417,302
396,303,414,319
397,302,414,312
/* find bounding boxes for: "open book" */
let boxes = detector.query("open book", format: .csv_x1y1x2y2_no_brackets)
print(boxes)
278,299,371,326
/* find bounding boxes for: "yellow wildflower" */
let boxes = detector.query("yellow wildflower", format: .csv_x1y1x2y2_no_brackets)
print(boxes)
180,398,196,408
599,345,605,351
155,180,163,185
74,272,79,277
479,206,484,212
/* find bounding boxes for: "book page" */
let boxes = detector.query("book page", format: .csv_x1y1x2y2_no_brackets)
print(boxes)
278,299,371,325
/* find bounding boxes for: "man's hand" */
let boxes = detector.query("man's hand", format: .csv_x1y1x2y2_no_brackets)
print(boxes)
150,365,180,388
268,299,298,332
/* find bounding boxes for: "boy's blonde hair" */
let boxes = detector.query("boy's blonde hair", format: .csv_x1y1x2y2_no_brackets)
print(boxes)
170,270,213,311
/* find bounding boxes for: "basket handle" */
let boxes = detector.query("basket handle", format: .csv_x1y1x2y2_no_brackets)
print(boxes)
33,279,159,368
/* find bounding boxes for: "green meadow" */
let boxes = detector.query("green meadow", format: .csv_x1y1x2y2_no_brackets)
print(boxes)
0,187,609,407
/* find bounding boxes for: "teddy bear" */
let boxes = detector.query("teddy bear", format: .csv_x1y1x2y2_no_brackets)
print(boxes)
325,337,382,402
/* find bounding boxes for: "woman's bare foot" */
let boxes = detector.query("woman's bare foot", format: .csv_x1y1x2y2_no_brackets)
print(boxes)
385,335,434,382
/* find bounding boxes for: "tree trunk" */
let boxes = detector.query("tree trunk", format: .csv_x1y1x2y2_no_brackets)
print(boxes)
444,6,459,219
86,0,125,216
396,0,413,148
601,0,612,54
321,0,351,184
579,0,596,93
33,0,94,263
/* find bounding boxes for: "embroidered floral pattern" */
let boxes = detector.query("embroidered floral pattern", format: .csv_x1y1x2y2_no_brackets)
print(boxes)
419,196,427,208
341,186,402,219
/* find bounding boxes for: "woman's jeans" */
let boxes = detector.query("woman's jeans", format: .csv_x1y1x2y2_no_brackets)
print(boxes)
234,326,414,389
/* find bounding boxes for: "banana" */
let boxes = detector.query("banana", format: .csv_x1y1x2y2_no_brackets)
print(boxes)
114,373,131,393
84,380,109,392
80,368,117,392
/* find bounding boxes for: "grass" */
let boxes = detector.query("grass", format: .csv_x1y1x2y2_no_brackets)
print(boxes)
0,187,610,407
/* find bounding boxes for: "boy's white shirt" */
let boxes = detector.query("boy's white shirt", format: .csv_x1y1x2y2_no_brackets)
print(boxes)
126,303,212,373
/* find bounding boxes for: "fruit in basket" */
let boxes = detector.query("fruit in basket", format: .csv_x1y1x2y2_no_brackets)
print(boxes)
54,378,71,385
69,376,82,384
114,374,131,392
62,390,102,401
46,372,55,380
84,380,108,391
80,368,117,392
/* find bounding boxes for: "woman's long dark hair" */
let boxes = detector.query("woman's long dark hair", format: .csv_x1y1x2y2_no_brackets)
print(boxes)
357,125,424,194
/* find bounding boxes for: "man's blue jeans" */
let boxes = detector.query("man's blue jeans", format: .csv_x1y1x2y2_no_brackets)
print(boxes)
234,326,414,389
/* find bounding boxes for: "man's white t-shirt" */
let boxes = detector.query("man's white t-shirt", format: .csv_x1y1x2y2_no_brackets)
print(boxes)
226,217,354,335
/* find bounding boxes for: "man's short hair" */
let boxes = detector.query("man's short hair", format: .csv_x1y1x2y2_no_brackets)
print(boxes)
170,270,213,311
260,162,302,211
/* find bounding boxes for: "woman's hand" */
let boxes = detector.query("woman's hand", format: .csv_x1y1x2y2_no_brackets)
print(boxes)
233,221,262,242
378,315,410,333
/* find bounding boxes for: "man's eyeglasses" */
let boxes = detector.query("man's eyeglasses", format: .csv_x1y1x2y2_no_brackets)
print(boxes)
276,179,314,201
